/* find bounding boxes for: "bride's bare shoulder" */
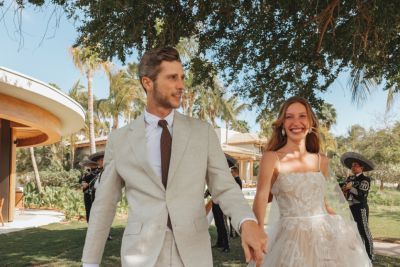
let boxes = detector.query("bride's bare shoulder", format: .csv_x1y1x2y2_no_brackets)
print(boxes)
318,152,329,174
261,151,280,167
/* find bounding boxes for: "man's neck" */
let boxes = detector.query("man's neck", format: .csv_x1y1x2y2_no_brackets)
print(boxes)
146,106,173,119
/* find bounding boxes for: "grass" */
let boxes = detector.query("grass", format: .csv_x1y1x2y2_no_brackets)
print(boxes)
370,205,400,241
369,187,400,241
0,215,399,267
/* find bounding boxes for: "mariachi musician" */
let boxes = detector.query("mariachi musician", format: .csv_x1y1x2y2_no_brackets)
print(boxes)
79,159,99,223
341,152,375,261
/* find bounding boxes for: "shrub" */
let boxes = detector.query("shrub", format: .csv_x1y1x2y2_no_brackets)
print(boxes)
19,169,82,188
24,182,129,220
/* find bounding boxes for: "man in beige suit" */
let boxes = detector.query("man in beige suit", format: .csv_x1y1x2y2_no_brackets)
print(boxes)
82,47,267,267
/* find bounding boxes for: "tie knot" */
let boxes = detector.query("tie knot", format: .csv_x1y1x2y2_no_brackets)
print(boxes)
158,119,168,129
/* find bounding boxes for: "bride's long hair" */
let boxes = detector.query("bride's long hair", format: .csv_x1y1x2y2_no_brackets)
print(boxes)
265,96,320,153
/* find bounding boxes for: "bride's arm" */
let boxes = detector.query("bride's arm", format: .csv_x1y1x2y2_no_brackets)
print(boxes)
320,154,336,215
253,151,278,229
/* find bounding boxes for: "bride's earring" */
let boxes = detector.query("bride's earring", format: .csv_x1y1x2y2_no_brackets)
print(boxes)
281,128,286,136
308,127,312,134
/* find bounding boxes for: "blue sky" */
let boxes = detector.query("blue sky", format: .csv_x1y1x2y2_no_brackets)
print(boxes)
1,3,398,137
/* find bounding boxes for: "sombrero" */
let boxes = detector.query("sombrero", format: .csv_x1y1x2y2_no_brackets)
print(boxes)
89,151,105,162
340,152,374,172
79,159,98,168
225,154,237,168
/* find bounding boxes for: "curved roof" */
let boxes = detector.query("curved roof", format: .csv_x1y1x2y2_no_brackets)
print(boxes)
0,66,85,146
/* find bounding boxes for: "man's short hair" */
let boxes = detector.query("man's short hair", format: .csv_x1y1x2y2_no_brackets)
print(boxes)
230,166,239,173
138,47,181,88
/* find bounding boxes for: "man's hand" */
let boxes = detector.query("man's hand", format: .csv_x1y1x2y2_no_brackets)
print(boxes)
240,220,268,267
344,182,353,190
82,182,89,190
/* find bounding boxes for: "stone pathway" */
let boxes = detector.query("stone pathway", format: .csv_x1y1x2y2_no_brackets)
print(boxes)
374,241,400,258
0,209,64,234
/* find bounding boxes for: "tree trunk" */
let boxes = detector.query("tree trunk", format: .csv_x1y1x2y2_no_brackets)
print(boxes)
69,134,75,169
87,69,96,154
225,120,229,144
380,179,384,191
397,183,400,191
30,147,43,194
112,114,119,130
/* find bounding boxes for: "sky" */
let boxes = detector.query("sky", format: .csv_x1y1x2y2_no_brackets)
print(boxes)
1,3,398,137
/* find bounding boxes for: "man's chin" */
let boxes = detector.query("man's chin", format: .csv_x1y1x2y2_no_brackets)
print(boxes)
171,102,181,109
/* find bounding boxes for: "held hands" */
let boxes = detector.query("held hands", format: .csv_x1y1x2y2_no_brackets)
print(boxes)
240,220,268,267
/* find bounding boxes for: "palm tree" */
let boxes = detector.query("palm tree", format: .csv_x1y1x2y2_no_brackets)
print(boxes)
181,71,200,117
125,63,147,122
317,102,337,130
221,95,249,135
67,80,88,168
70,46,108,154
349,67,399,112
97,64,146,130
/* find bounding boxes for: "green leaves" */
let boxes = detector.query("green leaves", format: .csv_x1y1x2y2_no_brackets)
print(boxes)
16,0,400,113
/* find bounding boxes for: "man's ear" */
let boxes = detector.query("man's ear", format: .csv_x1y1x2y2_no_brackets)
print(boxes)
141,76,153,93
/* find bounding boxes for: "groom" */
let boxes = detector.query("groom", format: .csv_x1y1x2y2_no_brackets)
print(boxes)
81,47,267,267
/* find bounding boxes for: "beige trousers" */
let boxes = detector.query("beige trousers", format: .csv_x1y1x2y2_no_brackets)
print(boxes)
154,229,184,267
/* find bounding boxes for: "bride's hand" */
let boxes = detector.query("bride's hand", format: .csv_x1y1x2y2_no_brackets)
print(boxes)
240,220,268,266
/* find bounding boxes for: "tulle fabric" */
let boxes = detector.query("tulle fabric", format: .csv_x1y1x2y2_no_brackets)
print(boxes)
249,172,372,267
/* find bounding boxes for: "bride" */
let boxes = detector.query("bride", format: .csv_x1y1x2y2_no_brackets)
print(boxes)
250,96,372,267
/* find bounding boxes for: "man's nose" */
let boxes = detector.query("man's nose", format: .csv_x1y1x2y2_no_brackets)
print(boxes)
177,77,185,89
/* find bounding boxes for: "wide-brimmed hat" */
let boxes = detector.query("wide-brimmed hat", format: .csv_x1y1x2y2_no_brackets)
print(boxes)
79,159,98,168
340,152,374,172
89,151,105,162
225,154,237,168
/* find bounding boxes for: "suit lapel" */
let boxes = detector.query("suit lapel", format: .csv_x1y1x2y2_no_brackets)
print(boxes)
167,112,191,188
128,114,165,191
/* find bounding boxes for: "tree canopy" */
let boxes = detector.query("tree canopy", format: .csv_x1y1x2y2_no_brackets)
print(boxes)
13,0,400,113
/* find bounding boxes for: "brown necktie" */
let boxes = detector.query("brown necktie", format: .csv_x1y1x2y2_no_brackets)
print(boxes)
158,119,172,229
158,120,172,188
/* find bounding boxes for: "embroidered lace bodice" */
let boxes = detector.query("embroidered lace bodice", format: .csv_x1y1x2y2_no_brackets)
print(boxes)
271,172,327,218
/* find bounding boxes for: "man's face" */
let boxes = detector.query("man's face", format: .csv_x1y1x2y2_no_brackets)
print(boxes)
351,162,363,175
147,61,185,111
231,169,238,177
97,158,104,168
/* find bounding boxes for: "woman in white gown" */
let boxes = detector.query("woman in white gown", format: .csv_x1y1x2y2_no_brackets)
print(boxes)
251,96,372,267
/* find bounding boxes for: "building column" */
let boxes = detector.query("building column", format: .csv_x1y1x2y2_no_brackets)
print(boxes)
0,119,11,222
9,127,16,221
249,160,254,182
239,160,245,182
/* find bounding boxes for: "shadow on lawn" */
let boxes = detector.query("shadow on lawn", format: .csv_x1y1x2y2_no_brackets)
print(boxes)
0,223,248,267
1,223,397,267
0,223,125,267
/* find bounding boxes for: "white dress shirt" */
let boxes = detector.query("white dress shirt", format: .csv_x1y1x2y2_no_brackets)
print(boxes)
143,109,174,179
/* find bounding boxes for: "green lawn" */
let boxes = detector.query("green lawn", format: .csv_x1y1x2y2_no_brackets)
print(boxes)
370,205,400,241
0,215,398,267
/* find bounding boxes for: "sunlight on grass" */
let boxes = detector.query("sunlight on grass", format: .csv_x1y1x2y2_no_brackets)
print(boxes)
0,212,398,266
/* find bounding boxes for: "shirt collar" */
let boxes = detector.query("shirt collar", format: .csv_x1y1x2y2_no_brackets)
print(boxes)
144,109,174,127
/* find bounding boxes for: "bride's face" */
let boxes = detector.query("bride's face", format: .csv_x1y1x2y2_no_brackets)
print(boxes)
283,102,311,142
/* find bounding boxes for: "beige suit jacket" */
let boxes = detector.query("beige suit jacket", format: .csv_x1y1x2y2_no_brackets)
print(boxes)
82,112,254,266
